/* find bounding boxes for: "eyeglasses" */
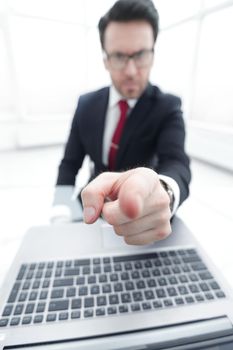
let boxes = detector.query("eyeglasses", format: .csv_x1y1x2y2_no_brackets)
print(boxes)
104,49,154,70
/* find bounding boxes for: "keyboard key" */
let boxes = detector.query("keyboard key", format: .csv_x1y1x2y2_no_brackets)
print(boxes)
121,293,131,303
153,300,163,309
88,275,96,284
104,265,112,273
74,259,90,266
2,305,13,317
205,292,214,300
185,296,195,303
175,298,184,305
147,279,156,288
22,281,31,290
136,280,145,289
8,289,19,303
71,311,80,319
191,263,207,271
195,294,204,302
189,284,199,293
99,275,107,283
93,258,101,265
14,304,24,315
109,294,119,305
32,280,40,289
167,287,177,297
51,289,64,299
114,282,123,292
107,306,117,315
199,282,210,292
42,280,50,288
18,292,27,302
59,312,69,321
96,308,105,316
22,316,32,325
49,300,69,312
144,290,154,300
76,277,85,285
64,267,80,276
66,287,76,297
55,269,62,277
29,291,38,301
163,299,173,307
156,288,166,298
133,291,143,302
84,297,94,308
110,273,118,282
125,281,134,291
53,278,73,287
0,318,9,327
216,291,226,298
142,302,151,310
78,286,88,296
71,298,82,309
36,303,46,313
84,309,94,318
39,290,48,300
10,317,20,326
178,286,188,295
97,296,107,306
47,314,56,322
25,303,35,314
102,284,111,293
90,285,100,295
82,267,91,275
210,281,220,290
131,303,141,312
199,272,213,280
119,305,128,313
16,266,26,280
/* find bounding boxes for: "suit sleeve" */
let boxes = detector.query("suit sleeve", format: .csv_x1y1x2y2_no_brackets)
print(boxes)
56,101,85,186
155,96,191,206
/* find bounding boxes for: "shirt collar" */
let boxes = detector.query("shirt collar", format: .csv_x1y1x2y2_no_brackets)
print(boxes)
109,85,137,109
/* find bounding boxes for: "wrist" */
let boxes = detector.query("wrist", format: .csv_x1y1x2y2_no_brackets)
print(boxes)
159,179,174,213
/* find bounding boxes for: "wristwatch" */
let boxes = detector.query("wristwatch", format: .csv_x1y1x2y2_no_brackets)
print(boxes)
159,179,174,213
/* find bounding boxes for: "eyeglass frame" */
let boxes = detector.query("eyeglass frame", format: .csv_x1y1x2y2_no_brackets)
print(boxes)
103,48,154,70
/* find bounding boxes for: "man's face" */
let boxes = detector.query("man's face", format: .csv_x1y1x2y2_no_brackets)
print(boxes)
103,21,154,99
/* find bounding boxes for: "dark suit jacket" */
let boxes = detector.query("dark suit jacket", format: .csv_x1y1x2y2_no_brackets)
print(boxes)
57,84,191,206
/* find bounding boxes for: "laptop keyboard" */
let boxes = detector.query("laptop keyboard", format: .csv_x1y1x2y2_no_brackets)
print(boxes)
0,248,226,328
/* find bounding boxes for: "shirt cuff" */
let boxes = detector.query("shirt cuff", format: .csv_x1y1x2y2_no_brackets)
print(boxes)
158,175,180,216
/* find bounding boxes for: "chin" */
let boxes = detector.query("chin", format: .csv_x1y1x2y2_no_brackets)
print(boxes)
123,89,140,99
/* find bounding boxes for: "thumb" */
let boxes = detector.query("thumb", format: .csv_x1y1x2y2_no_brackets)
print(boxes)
81,172,120,224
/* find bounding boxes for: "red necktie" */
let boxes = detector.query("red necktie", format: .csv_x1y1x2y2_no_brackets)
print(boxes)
108,100,128,171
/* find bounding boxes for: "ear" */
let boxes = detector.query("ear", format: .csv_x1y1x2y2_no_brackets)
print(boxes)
103,57,110,71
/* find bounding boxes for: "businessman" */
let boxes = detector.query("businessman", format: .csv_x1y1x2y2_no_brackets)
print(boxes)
56,0,191,245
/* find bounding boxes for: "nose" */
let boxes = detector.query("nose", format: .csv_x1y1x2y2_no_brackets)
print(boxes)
123,58,138,76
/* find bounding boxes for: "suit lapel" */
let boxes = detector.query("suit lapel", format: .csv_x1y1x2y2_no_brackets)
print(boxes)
116,84,155,168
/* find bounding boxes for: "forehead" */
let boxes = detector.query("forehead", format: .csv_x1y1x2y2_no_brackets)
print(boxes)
104,20,154,53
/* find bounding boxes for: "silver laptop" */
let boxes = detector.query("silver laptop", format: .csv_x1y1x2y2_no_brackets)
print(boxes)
1,216,233,350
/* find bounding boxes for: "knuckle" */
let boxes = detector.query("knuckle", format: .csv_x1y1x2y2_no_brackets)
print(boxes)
114,226,124,236
156,225,171,240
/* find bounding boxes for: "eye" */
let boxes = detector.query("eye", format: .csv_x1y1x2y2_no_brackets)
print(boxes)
134,50,146,59
113,53,127,61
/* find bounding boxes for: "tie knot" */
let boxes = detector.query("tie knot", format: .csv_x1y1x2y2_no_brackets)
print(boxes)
118,100,128,115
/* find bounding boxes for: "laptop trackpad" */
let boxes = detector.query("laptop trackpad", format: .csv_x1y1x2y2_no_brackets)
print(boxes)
101,223,155,252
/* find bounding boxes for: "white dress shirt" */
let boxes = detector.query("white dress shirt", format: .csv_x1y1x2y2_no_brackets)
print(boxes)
102,85,180,215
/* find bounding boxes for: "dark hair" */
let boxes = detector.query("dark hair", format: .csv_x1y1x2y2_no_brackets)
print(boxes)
98,0,159,49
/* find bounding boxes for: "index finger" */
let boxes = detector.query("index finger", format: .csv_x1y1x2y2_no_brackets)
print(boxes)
118,168,158,219
81,172,122,223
